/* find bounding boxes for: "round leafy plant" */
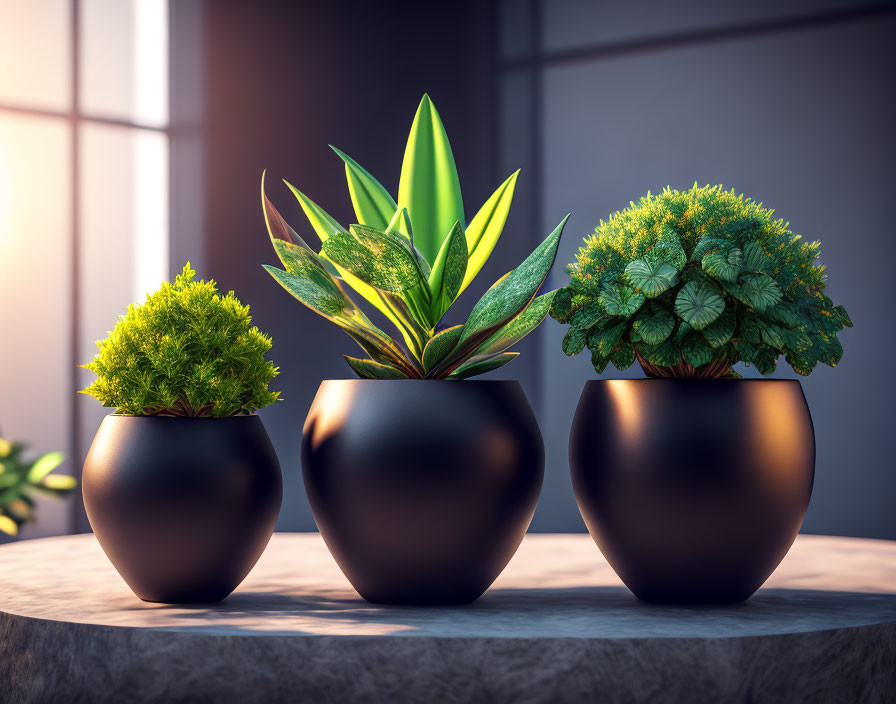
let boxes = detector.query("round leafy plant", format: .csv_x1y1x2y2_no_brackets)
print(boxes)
81,264,280,416
551,185,851,377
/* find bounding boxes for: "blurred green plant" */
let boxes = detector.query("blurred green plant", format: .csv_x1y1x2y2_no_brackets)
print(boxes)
0,436,75,536
551,184,852,377
263,94,569,379
81,264,280,416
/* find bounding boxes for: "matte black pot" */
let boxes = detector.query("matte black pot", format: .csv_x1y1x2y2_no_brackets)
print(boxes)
302,380,544,605
83,415,282,603
570,379,815,605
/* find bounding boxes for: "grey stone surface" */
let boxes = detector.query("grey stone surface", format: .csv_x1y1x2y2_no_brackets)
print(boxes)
1,533,894,702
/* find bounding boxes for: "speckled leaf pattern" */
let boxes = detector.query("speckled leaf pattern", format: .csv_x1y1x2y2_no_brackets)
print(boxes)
428,221,467,317
448,352,518,380
422,325,463,372
264,253,349,318
275,182,423,349
598,283,646,315
397,95,464,265
461,170,519,293
675,280,725,329
624,257,679,297
264,262,417,376
567,300,606,330
323,226,427,294
343,357,406,379
562,328,587,356
475,291,557,357
458,215,568,346
330,146,397,230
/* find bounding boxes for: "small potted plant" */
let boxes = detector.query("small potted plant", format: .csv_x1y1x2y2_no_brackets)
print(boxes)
264,94,568,605
552,185,851,604
80,264,282,603
0,435,76,539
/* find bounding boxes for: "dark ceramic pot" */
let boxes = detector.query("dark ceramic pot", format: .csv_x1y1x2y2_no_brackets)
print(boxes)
83,415,282,603
302,379,544,605
570,379,815,605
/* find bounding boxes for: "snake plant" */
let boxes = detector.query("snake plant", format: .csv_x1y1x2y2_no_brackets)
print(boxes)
551,184,851,377
263,94,568,380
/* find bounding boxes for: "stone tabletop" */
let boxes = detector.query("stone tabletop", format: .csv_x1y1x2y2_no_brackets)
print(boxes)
2,533,895,703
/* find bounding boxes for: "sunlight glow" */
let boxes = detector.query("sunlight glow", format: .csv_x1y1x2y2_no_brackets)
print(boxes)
0,143,9,237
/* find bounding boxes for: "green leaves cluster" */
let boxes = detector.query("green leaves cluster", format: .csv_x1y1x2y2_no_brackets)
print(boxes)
552,185,852,376
0,436,75,536
264,94,568,380
81,264,280,416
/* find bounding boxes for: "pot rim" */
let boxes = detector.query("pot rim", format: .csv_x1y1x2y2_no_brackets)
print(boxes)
318,378,523,384
581,377,803,385
103,412,261,419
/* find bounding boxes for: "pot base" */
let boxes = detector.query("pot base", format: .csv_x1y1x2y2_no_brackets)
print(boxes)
302,380,544,606
570,379,815,605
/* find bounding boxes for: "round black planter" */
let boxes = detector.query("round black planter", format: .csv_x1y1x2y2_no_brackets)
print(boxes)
302,379,544,605
570,379,815,605
83,415,282,603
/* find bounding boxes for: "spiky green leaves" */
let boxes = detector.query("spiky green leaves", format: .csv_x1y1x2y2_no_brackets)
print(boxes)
428,221,467,318
551,184,851,376
398,94,465,264
263,94,553,379
428,216,568,378
83,264,280,416
458,217,566,348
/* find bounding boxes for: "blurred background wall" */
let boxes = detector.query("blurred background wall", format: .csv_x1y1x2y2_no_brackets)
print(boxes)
1,0,894,541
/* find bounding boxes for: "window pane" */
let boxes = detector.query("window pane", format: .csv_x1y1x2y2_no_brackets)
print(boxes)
80,0,168,127
77,123,168,474
0,114,72,537
0,0,71,111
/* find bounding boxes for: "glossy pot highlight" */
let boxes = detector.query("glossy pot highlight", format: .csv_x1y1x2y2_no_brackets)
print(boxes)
302,380,544,605
570,379,815,605
83,415,282,603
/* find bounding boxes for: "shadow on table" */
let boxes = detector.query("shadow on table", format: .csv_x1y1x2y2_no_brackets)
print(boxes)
129,586,896,638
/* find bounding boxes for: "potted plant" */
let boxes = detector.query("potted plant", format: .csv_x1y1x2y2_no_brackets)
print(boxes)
80,264,282,603
552,184,852,605
0,436,76,538
263,94,568,605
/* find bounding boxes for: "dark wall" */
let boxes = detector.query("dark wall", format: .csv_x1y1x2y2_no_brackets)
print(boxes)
201,0,544,530
503,0,896,539
198,0,896,539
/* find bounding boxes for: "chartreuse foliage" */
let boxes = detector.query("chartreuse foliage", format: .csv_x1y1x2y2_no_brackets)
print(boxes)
551,185,851,377
263,94,569,379
81,264,280,416
0,436,75,536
